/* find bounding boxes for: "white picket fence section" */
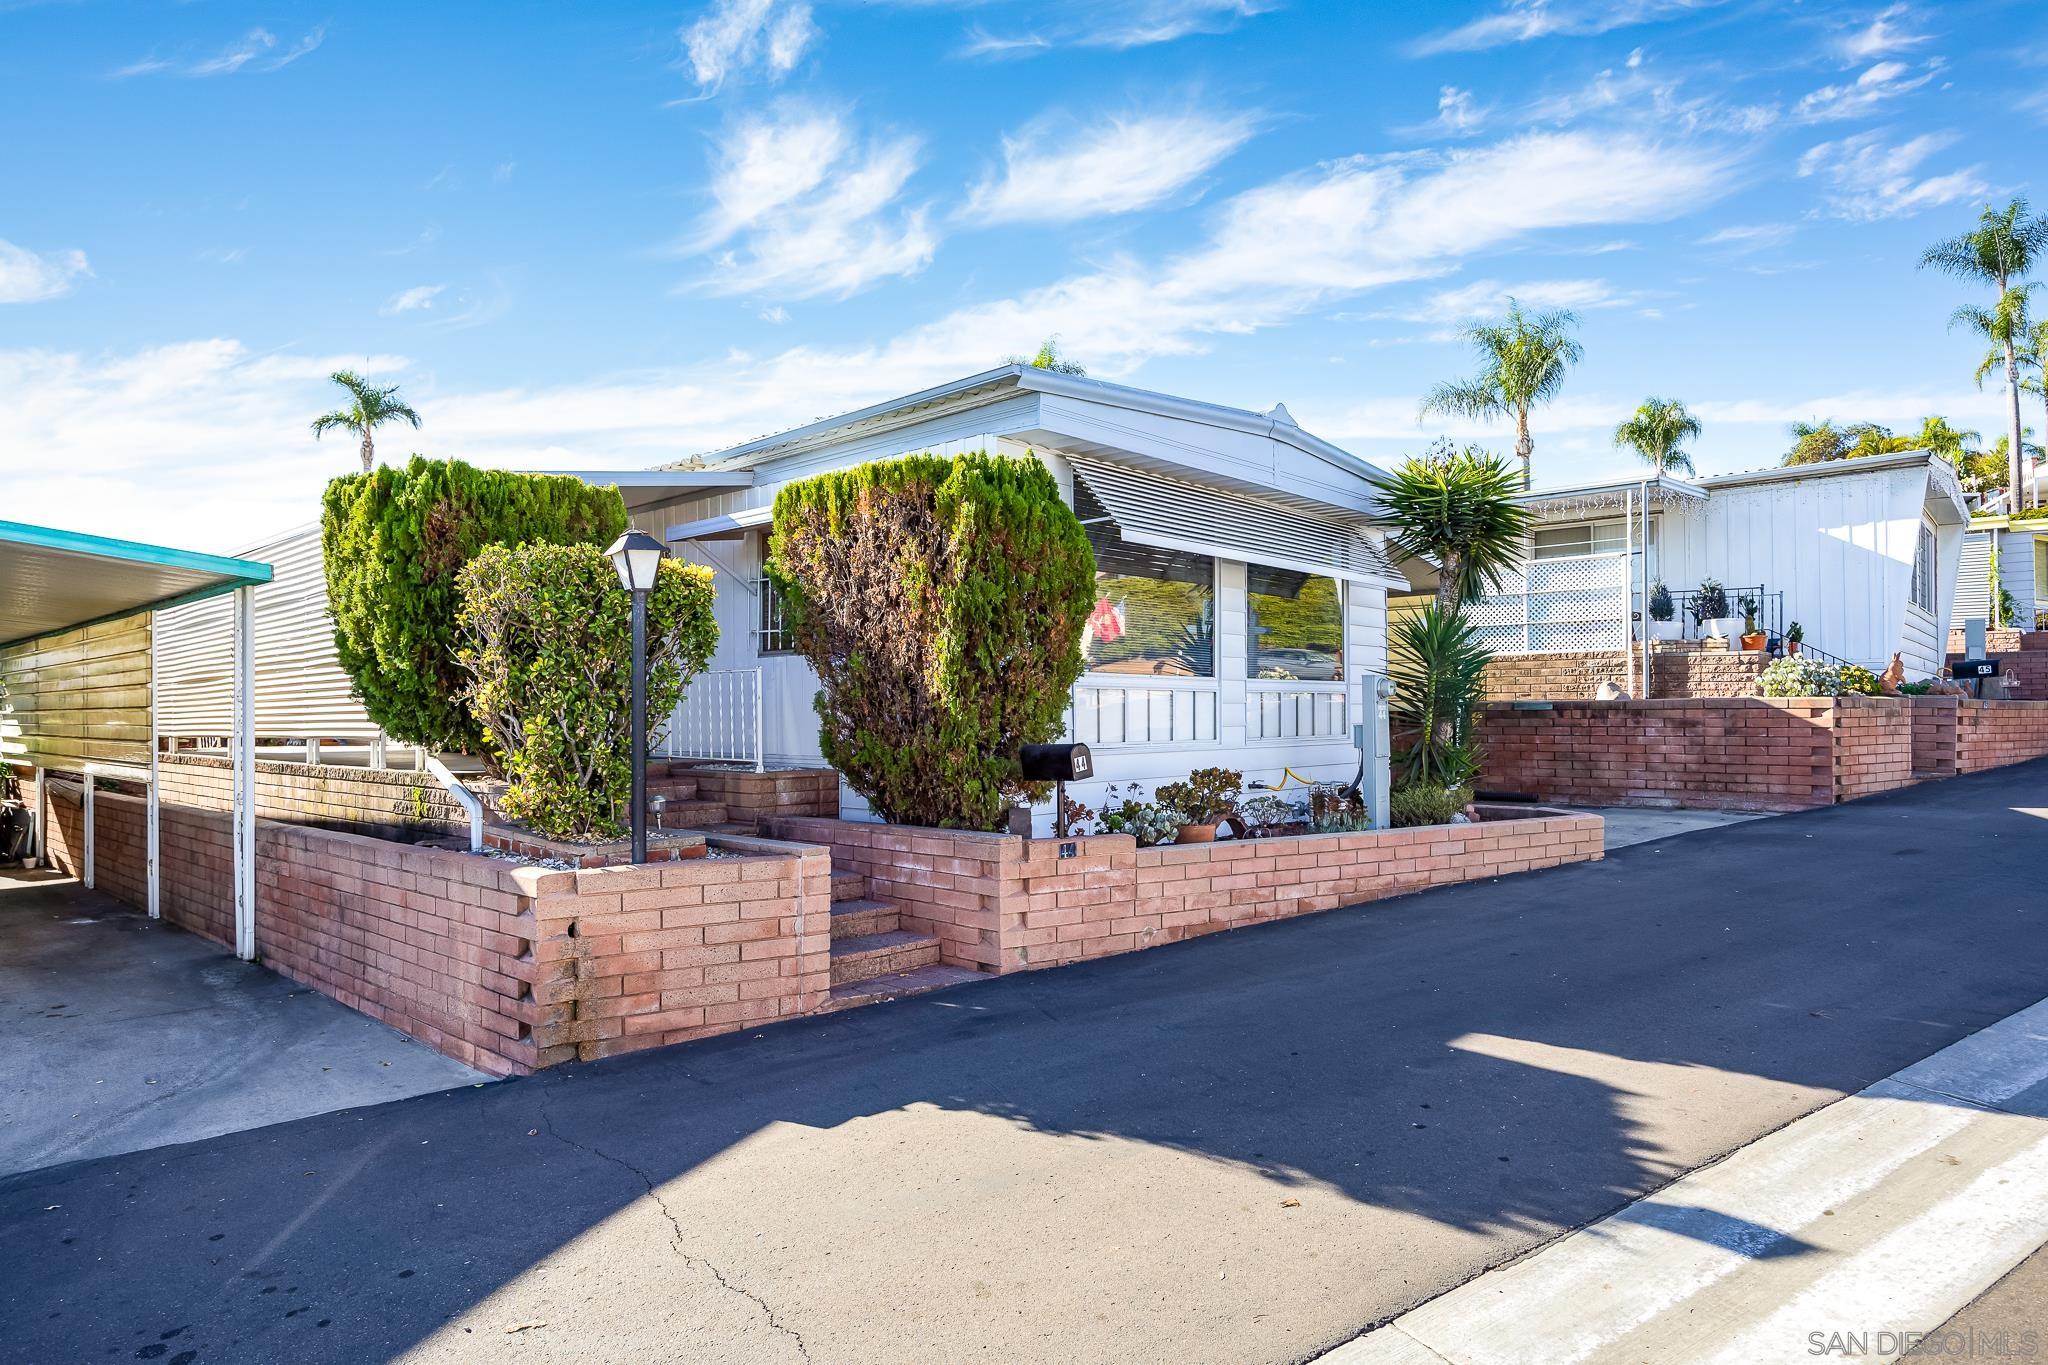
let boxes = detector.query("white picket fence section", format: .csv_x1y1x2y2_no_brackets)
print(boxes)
662,667,764,771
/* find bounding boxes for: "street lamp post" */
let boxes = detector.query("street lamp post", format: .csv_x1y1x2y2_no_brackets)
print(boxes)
606,530,668,865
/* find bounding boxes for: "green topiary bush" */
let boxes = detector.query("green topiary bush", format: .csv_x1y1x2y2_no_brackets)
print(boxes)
765,451,1095,830
321,457,628,753
454,544,716,841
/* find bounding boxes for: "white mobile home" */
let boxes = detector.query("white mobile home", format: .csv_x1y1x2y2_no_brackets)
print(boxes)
629,366,1410,825
1432,449,1970,686
1952,516,2045,633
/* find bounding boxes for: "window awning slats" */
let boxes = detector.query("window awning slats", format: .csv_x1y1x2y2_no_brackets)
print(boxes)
1067,455,1406,590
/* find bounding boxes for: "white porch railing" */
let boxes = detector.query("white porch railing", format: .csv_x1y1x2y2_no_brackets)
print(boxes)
663,667,764,771
1465,550,1631,656
1248,682,1348,741
1069,679,1218,747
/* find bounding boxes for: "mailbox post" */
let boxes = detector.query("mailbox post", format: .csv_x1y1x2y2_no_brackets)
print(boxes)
1020,743,1093,838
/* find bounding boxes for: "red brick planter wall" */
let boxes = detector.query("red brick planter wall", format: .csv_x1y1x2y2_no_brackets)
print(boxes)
770,808,1605,975
1954,699,2048,772
41,781,830,1074
1908,696,1959,778
680,765,840,825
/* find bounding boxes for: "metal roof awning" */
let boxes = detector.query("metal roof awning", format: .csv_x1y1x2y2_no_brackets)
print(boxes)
1067,455,1408,591
666,506,773,543
533,469,756,517
0,520,273,649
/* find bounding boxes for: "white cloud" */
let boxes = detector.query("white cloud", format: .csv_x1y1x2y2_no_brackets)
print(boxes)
681,0,817,92
0,240,91,303
958,0,1269,57
1435,86,1485,135
684,104,933,299
1838,3,1929,61
1411,277,1640,321
1695,222,1795,251
1797,130,1986,220
115,26,324,79
1410,0,1729,55
963,109,1256,225
380,284,447,316
1,127,1741,546
1792,60,1936,122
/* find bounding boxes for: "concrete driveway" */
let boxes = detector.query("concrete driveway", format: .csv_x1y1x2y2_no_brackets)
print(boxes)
0,868,485,1177
4,762,2047,1364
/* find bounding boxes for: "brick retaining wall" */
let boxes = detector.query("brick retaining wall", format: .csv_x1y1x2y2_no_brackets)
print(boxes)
770,808,1605,975
41,781,829,1073
679,765,840,825
1480,646,1769,701
1477,695,2048,811
154,752,467,836
1954,699,2048,771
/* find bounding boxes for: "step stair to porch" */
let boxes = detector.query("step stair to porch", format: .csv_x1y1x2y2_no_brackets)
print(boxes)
824,870,982,1008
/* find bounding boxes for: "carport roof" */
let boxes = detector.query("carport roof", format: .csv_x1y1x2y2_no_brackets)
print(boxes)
0,520,274,649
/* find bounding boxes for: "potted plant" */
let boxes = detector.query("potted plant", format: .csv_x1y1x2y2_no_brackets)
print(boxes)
1647,581,1682,642
1690,578,1731,644
1737,593,1767,652
1785,621,1804,656
1155,767,1243,844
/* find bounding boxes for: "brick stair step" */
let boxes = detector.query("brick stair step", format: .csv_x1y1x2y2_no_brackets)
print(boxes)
830,872,867,903
646,778,701,801
829,929,940,985
830,898,899,940
825,963,985,1012
647,798,728,828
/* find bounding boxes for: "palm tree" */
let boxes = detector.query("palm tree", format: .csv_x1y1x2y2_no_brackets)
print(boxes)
1920,199,2048,508
1956,284,2038,508
1912,415,1981,460
311,370,422,473
1372,439,1534,615
1420,298,1583,489
1612,398,1702,476
2022,315,2048,508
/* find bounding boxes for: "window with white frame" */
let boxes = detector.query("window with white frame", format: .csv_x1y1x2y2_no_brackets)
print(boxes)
1911,522,1936,611
755,577,796,654
1080,521,1216,677
1248,564,1344,682
1532,516,1659,577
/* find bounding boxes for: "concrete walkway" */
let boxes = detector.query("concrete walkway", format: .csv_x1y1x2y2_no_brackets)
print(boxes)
1327,996,2048,1364
1570,804,1766,851
3,762,2047,1364
0,868,486,1177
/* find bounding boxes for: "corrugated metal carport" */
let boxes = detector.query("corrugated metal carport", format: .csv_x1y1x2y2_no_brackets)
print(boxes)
0,519,272,958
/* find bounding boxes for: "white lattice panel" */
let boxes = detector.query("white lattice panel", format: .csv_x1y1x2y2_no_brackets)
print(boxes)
1467,551,1630,655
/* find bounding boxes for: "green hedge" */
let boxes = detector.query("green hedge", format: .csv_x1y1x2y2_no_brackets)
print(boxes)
766,452,1095,830
320,457,628,752
455,544,716,841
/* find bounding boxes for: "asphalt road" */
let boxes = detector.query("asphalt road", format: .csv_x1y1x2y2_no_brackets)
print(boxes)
5,761,2047,1365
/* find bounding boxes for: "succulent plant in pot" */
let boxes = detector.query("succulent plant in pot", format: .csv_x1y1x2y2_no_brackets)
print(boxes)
1154,767,1243,844
1690,577,1732,644
1737,592,1767,652
1785,621,1804,656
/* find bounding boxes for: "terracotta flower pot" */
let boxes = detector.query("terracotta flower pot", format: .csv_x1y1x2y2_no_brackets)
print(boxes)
1741,632,1768,652
1175,822,1218,844
1787,640,1802,655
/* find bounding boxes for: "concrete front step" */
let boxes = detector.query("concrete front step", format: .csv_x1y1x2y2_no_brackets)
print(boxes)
825,963,985,1011
830,872,867,903
830,898,899,940
829,928,940,985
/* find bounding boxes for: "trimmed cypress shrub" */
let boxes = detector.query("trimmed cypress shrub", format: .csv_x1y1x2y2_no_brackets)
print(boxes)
320,457,628,752
455,544,717,841
766,452,1096,830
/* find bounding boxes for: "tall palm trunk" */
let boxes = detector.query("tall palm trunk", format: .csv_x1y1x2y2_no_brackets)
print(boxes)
1514,406,1533,489
360,429,375,473
2008,341,2026,510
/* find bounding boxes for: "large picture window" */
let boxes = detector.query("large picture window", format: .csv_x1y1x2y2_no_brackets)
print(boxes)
1911,522,1936,612
1081,525,1215,677
1249,565,1344,681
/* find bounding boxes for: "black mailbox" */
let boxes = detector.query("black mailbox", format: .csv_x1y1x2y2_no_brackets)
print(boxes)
1020,743,1092,783
1953,658,2000,678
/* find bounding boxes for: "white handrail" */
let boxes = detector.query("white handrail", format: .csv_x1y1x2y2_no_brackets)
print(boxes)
424,755,484,853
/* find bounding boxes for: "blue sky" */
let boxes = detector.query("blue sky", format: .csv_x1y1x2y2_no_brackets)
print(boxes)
2,0,2043,548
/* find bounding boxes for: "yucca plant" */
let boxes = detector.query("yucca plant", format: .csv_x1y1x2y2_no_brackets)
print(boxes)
1389,607,1489,788
1372,440,1534,614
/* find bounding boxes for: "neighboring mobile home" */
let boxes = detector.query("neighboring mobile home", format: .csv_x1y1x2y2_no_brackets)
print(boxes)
1397,448,1970,696
1952,515,2045,634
